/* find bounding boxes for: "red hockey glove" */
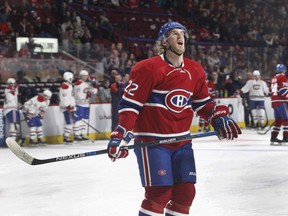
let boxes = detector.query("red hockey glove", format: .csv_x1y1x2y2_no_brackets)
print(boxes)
107,125,134,162
66,106,74,113
210,105,242,140
86,91,92,99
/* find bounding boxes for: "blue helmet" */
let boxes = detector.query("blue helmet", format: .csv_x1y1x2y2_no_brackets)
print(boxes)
276,64,287,73
158,22,188,41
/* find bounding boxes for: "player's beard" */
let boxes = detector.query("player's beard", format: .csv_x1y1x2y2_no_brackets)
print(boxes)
168,43,185,56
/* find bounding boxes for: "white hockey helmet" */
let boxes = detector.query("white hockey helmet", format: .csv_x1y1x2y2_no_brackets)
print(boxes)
7,78,16,84
43,89,52,98
253,70,260,76
63,72,74,83
79,70,89,76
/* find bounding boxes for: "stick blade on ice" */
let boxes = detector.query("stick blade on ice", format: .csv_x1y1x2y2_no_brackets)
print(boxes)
5,137,34,165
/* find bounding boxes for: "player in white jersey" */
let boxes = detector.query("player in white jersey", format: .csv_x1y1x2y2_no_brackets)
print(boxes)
73,70,98,140
3,78,20,140
59,71,76,143
23,89,52,145
240,70,269,129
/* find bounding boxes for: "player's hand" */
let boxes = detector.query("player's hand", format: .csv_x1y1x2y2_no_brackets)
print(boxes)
86,91,92,99
38,110,45,119
210,105,242,140
66,106,74,113
107,125,134,162
25,112,34,123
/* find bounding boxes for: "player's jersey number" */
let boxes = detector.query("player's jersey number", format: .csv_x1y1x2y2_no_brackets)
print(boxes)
271,82,278,96
125,80,139,96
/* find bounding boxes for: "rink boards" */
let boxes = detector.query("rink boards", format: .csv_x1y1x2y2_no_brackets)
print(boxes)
0,97,274,145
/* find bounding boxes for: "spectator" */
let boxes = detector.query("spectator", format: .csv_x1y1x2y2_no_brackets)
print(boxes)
107,48,120,74
99,13,114,41
225,69,243,97
98,79,112,103
110,73,125,131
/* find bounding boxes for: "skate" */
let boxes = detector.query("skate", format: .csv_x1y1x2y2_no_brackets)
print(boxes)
29,139,39,147
64,137,73,145
80,135,89,141
270,137,282,146
74,135,83,141
38,139,48,146
204,126,210,132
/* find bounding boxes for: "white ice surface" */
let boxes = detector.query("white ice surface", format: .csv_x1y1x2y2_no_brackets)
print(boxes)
1,129,288,216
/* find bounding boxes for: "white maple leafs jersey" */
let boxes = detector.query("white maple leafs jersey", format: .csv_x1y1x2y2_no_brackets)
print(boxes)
241,79,269,101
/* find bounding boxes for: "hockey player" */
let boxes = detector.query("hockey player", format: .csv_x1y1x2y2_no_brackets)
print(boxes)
270,64,288,145
240,70,269,129
59,71,76,143
3,78,20,140
73,70,98,140
107,21,242,216
23,89,52,145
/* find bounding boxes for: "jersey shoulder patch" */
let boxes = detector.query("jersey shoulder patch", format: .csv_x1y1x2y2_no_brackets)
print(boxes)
74,80,82,86
61,82,69,89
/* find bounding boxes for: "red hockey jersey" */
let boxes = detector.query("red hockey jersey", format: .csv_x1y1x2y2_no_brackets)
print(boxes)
118,55,214,148
270,73,288,108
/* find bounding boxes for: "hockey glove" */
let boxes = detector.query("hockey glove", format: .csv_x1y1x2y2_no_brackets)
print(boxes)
86,91,92,99
25,112,34,123
210,105,242,140
38,110,45,119
66,106,74,113
108,125,134,162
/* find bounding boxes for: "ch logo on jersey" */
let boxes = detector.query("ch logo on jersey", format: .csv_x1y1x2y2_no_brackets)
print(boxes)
165,89,191,113
253,84,260,90
158,169,167,176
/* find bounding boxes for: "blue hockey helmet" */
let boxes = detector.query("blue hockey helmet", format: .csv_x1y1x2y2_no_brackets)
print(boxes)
157,22,189,42
276,64,287,73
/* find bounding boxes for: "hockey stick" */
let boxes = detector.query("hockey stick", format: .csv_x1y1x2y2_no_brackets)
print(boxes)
257,121,275,135
5,131,218,166
74,113,101,133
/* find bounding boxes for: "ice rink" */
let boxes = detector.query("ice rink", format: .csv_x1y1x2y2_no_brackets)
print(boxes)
1,129,288,216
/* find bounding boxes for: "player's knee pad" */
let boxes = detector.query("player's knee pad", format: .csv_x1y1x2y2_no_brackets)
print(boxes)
140,186,173,214
258,109,265,119
165,182,195,215
9,123,16,132
36,126,43,132
251,109,257,117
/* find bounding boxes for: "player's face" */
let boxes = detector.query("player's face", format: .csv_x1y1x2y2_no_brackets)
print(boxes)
43,95,51,101
166,29,185,53
82,75,88,81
